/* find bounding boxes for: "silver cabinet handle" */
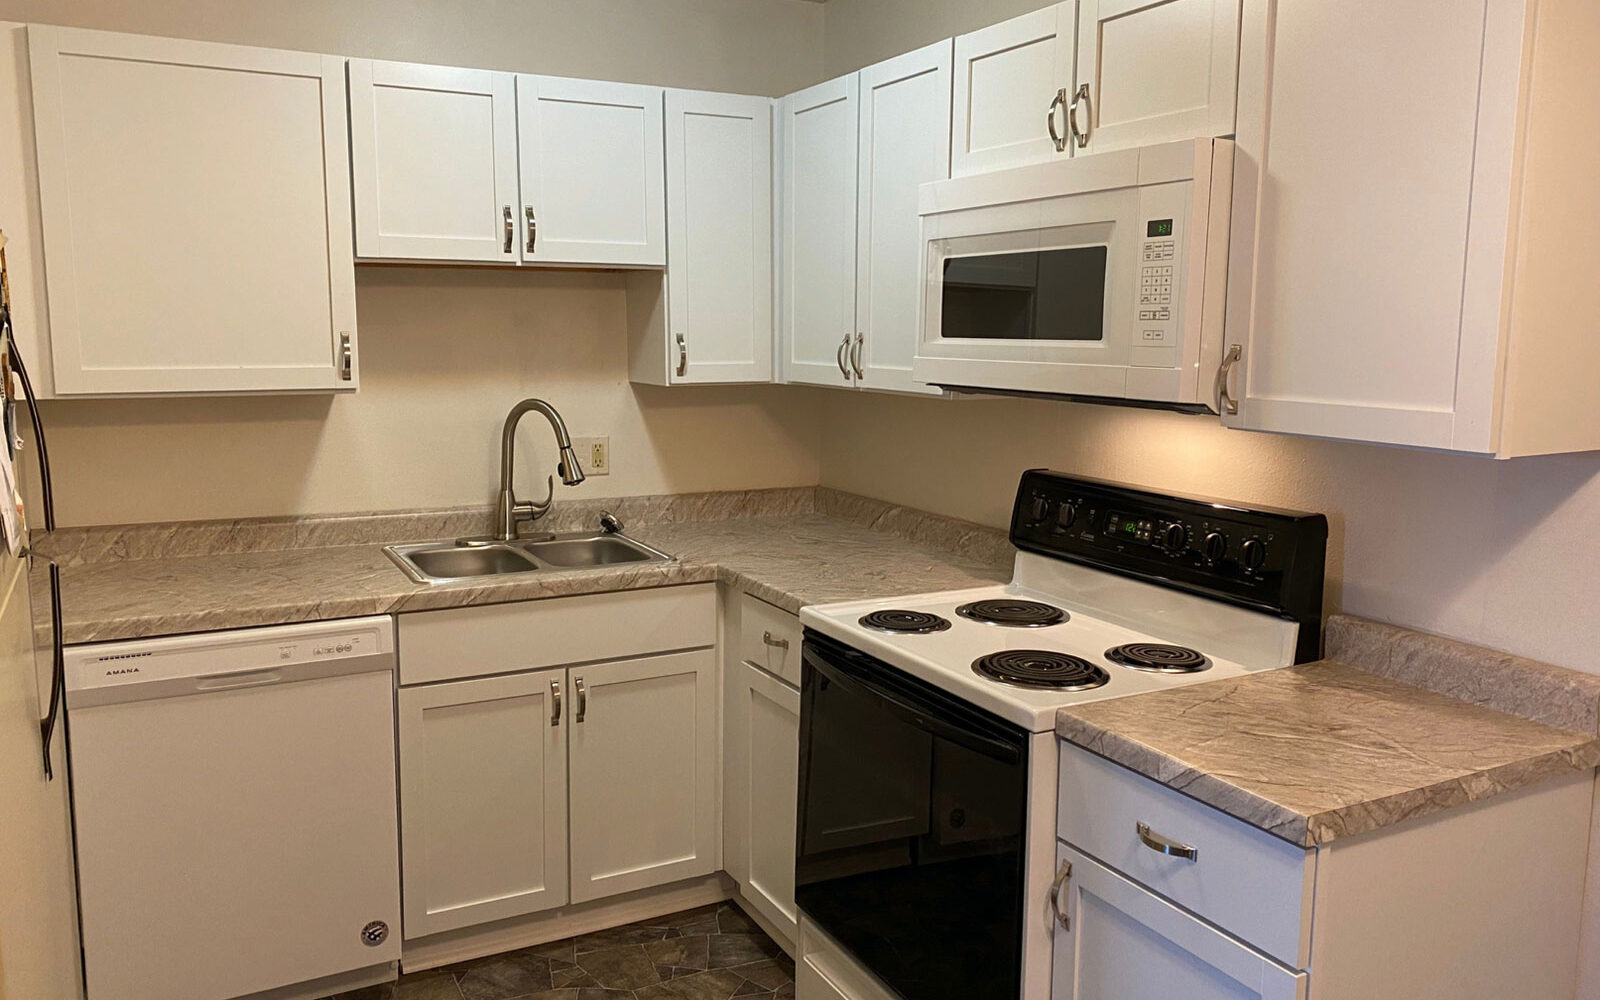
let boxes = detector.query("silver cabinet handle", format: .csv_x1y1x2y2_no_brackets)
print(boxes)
503,205,514,253
850,333,865,380
1047,88,1069,152
550,680,562,727
676,332,688,377
1049,859,1073,929
338,332,352,382
574,676,587,723
836,335,851,379
762,631,789,650
1214,344,1242,416
1136,821,1199,862
1067,83,1091,149
525,206,536,254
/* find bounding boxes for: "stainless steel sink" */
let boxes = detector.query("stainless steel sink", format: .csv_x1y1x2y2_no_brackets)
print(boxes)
385,532,672,585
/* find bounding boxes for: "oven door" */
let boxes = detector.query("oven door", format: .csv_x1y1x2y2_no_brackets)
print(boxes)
796,631,1030,1000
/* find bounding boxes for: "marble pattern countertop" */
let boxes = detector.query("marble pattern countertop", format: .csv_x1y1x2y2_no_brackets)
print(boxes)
54,513,1012,645
1056,660,1600,848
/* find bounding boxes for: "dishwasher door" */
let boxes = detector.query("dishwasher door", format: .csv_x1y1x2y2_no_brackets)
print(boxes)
65,617,401,1000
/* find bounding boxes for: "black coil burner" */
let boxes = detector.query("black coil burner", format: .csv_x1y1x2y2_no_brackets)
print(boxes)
1105,643,1211,673
858,609,953,635
955,599,1068,628
972,650,1109,690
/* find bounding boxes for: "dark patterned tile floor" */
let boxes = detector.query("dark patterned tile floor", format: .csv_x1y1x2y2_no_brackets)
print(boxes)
323,903,794,1000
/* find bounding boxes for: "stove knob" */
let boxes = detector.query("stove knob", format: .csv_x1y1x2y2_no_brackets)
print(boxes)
1028,495,1052,524
1202,531,1229,563
1055,501,1078,531
1160,522,1190,553
1241,537,1267,572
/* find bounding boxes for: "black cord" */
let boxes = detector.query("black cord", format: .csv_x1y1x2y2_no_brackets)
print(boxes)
2,301,63,778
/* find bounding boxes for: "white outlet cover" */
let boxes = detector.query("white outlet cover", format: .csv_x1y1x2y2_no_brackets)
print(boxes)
574,436,609,476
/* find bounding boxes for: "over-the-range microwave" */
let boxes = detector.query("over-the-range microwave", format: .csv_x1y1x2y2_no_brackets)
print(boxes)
913,138,1233,410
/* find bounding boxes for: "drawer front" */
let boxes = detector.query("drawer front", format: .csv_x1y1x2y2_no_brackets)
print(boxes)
1058,743,1314,968
738,592,801,686
399,584,716,685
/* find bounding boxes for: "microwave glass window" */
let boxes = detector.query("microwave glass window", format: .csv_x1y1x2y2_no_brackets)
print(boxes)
941,247,1107,341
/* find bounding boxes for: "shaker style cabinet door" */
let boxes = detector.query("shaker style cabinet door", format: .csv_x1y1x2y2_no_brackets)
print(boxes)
1073,0,1241,154
567,649,718,904
951,3,1075,177
28,27,357,394
664,90,773,383
732,661,800,941
397,670,570,939
1222,0,1522,452
779,74,860,388
516,75,666,266
855,41,952,396
1051,845,1308,1000
348,60,521,263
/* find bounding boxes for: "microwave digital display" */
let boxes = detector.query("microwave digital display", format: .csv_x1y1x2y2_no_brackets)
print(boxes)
1147,219,1174,238
940,247,1107,342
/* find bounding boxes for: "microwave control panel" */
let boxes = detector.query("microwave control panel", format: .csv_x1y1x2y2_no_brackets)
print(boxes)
1131,183,1190,370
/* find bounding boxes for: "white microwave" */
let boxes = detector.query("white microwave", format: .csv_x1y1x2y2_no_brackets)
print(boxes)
913,138,1233,409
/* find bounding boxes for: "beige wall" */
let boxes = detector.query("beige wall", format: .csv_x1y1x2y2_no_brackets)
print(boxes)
823,0,1043,76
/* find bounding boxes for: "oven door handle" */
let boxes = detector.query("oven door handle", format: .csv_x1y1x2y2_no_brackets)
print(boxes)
803,644,1024,762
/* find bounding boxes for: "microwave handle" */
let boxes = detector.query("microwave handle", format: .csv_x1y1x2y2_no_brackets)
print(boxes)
1214,344,1242,415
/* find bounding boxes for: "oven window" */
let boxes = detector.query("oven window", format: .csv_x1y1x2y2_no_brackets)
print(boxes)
941,246,1107,341
797,632,1029,1000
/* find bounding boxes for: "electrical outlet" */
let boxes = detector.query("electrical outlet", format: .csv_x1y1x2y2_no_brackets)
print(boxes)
574,436,609,476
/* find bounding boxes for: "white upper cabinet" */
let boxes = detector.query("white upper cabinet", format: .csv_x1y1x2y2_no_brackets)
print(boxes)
517,75,666,267
28,27,356,395
349,60,520,263
1222,0,1600,457
855,41,952,396
659,90,773,384
1074,0,1240,154
779,74,860,388
951,3,1075,177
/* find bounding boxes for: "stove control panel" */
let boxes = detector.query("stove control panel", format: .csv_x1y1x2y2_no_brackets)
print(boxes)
1010,470,1329,660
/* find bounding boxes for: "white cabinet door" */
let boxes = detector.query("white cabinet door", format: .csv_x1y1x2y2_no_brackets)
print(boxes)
854,41,951,396
951,3,1075,177
28,27,356,394
733,662,800,940
1052,845,1307,1000
568,649,717,903
348,60,520,263
1074,0,1240,154
1222,0,1521,452
398,670,569,939
517,75,666,266
779,74,859,388
664,90,773,383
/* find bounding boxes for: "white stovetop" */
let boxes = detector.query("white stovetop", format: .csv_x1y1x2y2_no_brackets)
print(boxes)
799,555,1301,732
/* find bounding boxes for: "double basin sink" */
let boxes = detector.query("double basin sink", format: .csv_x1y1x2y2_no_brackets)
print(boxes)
386,532,673,585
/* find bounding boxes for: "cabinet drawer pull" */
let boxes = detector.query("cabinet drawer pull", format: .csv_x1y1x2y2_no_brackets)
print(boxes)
574,676,587,723
1214,344,1242,416
676,332,688,377
762,631,790,650
550,680,562,727
338,332,352,382
1136,821,1198,862
1067,83,1091,149
850,332,865,380
503,205,514,254
1047,88,1069,152
836,335,851,379
525,205,537,253
1049,859,1072,929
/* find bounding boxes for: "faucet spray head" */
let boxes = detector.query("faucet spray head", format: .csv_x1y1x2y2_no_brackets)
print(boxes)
557,445,587,486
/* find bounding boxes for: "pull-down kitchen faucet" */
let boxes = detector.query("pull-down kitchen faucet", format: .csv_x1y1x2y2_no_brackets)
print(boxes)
496,398,585,541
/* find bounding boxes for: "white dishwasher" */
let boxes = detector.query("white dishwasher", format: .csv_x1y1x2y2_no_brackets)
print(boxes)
65,617,402,1000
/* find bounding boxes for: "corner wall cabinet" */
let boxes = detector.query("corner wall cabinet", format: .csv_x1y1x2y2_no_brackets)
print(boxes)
27,27,357,395
629,90,773,385
394,587,718,943
1221,0,1600,457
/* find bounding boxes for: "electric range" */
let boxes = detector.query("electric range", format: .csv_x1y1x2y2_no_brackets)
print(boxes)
792,470,1328,1000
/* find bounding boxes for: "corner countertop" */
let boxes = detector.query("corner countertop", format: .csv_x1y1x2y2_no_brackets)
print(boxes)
54,513,1012,645
1056,660,1600,848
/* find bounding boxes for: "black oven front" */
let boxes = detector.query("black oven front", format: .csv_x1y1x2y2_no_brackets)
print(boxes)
795,630,1030,1000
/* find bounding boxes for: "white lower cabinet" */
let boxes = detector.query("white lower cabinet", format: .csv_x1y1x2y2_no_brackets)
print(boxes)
1051,844,1306,1000
398,670,569,938
568,648,719,903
